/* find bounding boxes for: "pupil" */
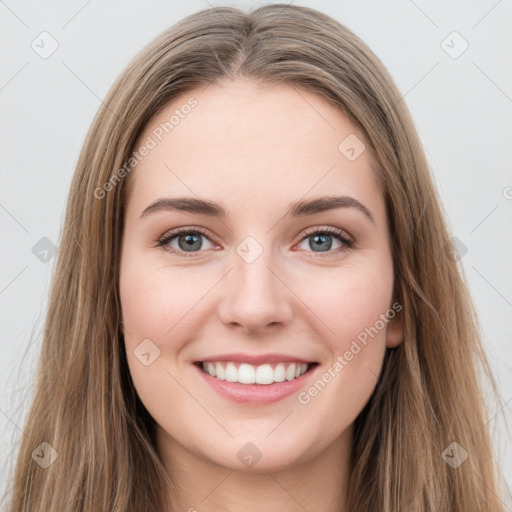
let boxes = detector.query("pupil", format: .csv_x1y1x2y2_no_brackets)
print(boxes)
179,233,201,251
311,234,332,252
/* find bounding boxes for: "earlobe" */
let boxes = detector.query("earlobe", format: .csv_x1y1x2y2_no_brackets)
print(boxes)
386,316,404,348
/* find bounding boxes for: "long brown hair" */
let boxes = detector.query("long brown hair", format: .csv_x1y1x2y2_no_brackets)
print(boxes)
3,4,505,511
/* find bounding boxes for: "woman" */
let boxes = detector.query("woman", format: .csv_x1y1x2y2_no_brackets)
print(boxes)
4,4,505,511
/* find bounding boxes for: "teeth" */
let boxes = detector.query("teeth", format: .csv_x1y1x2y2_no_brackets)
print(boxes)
285,364,296,381
200,361,309,385
225,362,238,382
274,363,286,382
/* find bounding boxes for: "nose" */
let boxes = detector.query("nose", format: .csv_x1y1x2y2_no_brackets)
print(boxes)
217,247,294,335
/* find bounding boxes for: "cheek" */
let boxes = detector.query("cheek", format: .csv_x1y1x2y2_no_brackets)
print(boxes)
119,258,201,425
119,255,210,342
298,259,394,348
294,264,393,427
119,255,219,407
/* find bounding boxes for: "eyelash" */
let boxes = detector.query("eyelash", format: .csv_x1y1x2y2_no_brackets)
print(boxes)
156,225,354,258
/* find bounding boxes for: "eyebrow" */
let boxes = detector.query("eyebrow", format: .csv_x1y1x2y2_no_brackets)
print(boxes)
140,195,375,224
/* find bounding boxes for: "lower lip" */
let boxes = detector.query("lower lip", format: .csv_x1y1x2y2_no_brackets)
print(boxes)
193,363,319,404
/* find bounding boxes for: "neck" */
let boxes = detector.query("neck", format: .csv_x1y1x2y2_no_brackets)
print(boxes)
157,425,352,512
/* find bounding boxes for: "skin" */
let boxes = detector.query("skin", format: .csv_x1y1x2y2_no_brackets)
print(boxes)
119,78,403,512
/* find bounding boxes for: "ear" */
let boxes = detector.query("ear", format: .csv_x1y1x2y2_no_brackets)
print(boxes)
385,309,404,349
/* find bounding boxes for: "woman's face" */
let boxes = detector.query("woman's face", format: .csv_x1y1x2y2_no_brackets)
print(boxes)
119,79,403,471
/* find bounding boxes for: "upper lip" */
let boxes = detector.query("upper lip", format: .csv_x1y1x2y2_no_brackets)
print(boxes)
195,353,316,365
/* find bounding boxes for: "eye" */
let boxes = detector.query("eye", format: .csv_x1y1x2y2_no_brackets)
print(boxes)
296,226,354,256
157,227,216,256
157,225,354,258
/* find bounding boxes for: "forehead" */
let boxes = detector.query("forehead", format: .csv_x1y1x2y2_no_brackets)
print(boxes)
125,79,383,222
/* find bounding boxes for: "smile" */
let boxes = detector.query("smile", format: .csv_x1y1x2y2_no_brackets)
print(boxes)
197,361,315,385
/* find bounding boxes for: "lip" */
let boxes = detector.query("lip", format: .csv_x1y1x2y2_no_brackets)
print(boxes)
195,353,315,365
192,361,320,404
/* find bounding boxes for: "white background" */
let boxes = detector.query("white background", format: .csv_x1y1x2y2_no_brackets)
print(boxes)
1,0,511,507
